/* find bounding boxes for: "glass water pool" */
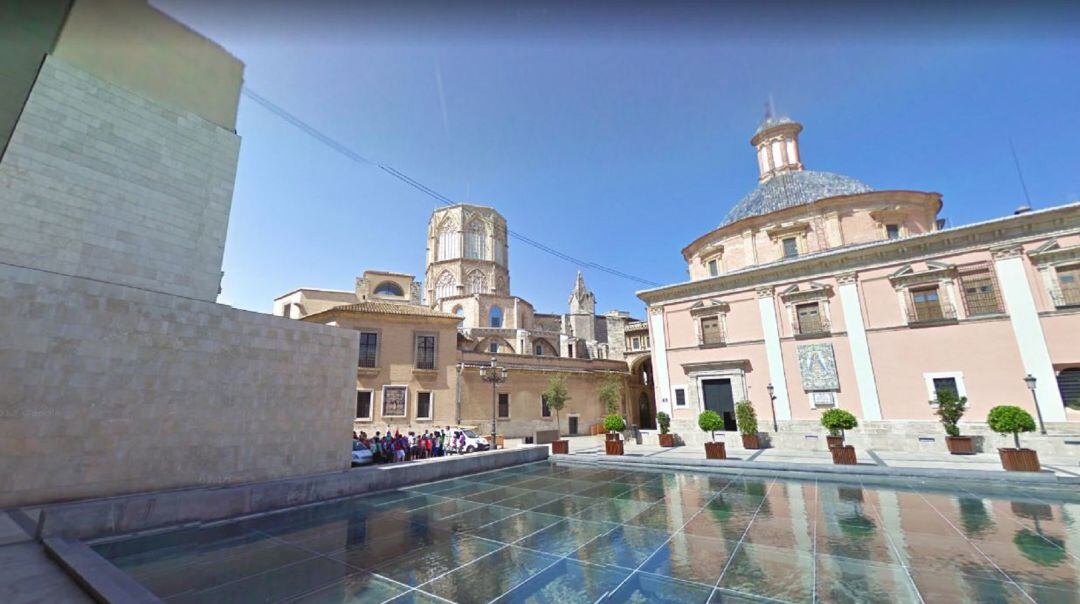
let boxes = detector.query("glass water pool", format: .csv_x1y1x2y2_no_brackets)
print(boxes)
92,462,1080,603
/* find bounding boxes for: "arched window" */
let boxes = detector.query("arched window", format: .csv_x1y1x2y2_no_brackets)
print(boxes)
437,219,461,260
451,305,464,317
373,281,404,297
489,306,503,328
465,220,485,260
434,271,456,301
466,270,486,295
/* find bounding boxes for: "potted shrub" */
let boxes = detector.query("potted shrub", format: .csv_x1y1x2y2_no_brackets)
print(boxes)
698,410,726,459
603,414,626,455
735,400,760,449
656,411,676,447
987,405,1040,472
821,408,858,465
934,389,973,454
598,376,624,441
543,375,570,454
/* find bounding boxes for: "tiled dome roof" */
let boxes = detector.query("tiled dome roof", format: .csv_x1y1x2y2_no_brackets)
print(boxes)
721,170,873,226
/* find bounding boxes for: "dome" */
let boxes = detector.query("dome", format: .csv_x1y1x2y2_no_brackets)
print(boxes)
721,170,873,226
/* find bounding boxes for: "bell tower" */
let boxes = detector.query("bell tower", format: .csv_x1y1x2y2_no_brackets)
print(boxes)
567,271,596,345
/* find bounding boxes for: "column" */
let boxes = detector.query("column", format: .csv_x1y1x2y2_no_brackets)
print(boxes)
648,306,673,415
757,287,791,421
992,246,1066,422
837,273,883,420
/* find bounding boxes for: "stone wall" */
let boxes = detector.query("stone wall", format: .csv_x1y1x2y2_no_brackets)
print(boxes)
0,263,358,508
0,56,239,302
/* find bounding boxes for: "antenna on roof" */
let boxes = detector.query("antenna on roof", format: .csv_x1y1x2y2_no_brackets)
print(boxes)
1008,138,1033,208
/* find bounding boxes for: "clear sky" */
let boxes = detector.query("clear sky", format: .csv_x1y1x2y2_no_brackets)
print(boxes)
154,1,1079,317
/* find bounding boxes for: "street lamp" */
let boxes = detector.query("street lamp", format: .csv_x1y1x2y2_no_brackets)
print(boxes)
480,356,508,448
766,383,778,433
1024,374,1047,435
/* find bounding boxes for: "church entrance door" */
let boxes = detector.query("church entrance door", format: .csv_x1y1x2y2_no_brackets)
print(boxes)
702,379,738,431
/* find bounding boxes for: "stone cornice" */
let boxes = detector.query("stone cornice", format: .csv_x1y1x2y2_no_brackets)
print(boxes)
1028,243,1080,266
642,202,1080,306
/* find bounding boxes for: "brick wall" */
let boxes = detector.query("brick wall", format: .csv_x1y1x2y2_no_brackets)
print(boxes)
0,263,358,507
0,56,239,302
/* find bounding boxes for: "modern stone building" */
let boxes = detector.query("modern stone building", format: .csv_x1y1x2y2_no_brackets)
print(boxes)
0,0,357,507
638,113,1080,452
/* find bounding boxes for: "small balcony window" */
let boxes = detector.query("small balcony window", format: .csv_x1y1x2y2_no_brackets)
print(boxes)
794,302,829,337
700,316,723,345
959,269,1003,315
1053,265,1080,308
907,286,957,325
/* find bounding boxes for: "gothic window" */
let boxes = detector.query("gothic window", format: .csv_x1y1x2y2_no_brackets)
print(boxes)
434,271,456,301
489,306,503,328
466,270,486,294
495,275,506,292
465,220,485,260
437,219,462,260
373,281,404,297
494,238,507,266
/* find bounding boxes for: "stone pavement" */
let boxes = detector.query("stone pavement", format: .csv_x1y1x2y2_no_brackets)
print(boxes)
0,511,91,604
538,434,1080,479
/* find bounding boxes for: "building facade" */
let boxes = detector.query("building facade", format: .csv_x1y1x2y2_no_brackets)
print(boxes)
638,114,1080,452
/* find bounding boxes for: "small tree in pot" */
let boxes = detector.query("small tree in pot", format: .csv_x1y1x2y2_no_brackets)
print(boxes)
603,413,626,455
820,408,858,465
735,401,760,449
656,411,676,447
698,410,726,459
598,376,623,441
543,375,570,455
934,389,973,455
987,405,1040,472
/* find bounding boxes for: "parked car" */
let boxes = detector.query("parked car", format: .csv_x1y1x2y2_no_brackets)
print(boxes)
451,429,490,454
351,441,374,466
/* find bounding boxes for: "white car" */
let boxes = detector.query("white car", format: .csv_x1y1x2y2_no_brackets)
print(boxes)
452,429,490,454
351,441,374,466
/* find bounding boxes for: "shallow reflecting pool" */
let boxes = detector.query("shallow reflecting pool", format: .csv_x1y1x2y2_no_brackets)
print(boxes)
92,462,1080,603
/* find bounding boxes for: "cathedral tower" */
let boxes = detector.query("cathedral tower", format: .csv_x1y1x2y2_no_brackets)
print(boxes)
567,271,596,344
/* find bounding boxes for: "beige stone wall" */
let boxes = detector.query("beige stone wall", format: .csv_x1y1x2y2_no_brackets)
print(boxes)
52,0,244,131
0,56,240,302
315,313,461,434
0,264,358,508
459,353,630,437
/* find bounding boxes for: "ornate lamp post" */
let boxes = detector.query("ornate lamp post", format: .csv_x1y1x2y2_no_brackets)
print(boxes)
480,356,508,448
766,383,778,433
1024,374,1047,435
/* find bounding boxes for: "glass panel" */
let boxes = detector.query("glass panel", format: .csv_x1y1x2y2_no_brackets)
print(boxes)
355,391,371,419
416,335,436,369
783,237,799,258
358,332,378,367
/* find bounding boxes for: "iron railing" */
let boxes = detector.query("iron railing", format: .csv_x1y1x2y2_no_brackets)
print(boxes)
1051,287,1080,308
907,301,958,325
794,317,831,337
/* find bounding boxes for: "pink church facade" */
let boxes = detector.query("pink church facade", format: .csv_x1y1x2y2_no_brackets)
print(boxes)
638,115,1080,453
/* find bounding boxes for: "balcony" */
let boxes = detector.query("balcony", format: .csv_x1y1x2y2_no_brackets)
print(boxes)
906,302,958,327
1051,287,1080,308
793,317,831,339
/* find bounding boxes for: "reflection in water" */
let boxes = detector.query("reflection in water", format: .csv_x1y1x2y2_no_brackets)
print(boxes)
91,463,1080,603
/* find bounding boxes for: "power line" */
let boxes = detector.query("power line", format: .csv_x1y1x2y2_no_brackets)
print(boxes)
241,87,660,287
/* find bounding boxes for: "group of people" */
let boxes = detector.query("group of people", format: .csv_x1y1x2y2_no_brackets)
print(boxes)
353,428,467,464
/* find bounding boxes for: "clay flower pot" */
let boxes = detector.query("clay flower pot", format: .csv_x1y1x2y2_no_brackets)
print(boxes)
945,436,974,455
741,434,760,449
999,448,1040,472
551,440,569,455
658,433,676,447
830,445,857,465
605,439,624,456
704,442,727,460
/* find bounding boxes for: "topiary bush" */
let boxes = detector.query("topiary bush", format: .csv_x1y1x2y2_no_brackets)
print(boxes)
656,411,671,435
820,409,858,439
734,401,758,436
603,413,626,433
987,405,1036,449
934,389,967,437
698,410,724,441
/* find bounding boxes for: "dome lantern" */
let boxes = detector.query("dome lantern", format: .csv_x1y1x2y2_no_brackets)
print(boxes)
751,104,803,182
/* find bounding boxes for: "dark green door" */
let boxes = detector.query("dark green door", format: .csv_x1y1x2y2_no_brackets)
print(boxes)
702,379,737,431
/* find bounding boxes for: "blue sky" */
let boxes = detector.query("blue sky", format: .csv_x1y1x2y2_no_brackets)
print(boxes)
155,1,1079,316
